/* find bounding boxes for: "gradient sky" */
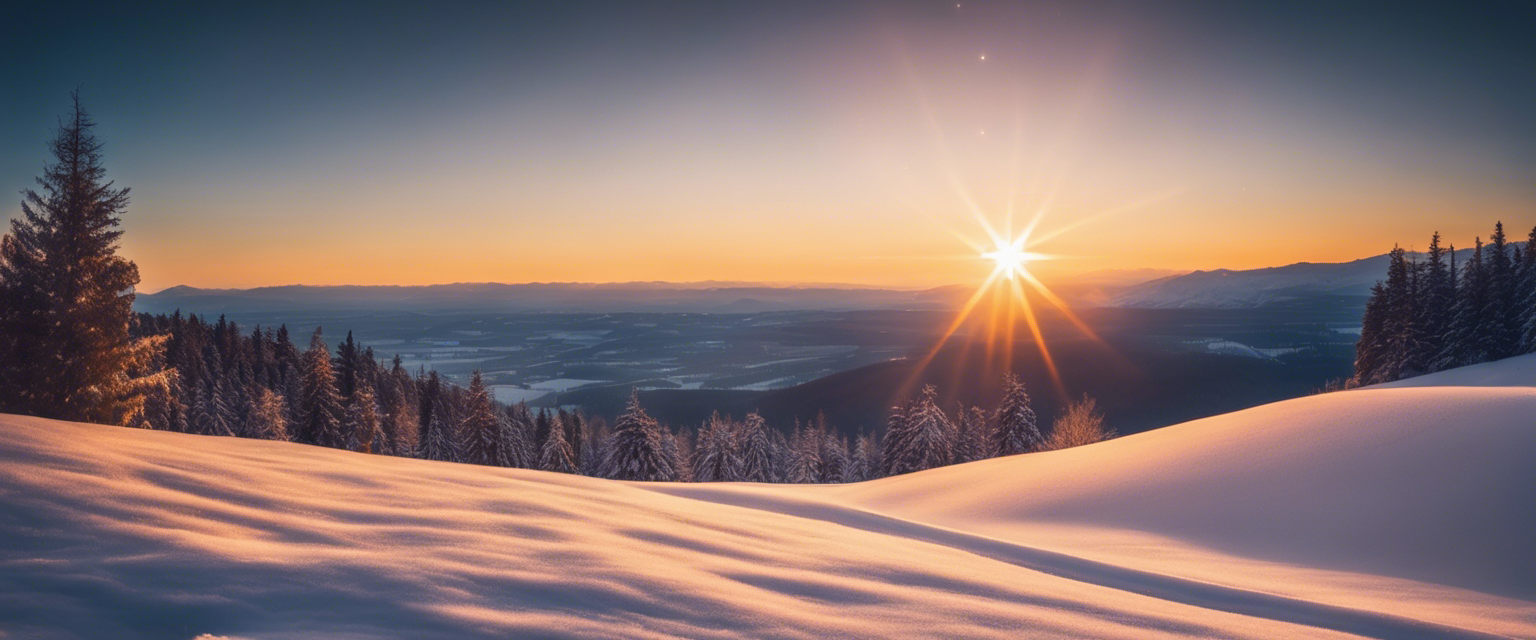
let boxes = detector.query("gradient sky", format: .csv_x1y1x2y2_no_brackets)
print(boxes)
4,1,1533,292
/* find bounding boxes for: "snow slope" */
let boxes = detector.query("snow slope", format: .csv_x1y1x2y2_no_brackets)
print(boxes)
3,357,1535,639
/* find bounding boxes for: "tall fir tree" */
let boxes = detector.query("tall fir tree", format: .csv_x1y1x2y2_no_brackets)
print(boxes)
599,390,675,481
298,328,345,448
954,405,990,463
990,373,1042,456
458,371,503,466
248,387,289,441
343,376,382,453
883,385,954,476
0,92,155,424
691,412,740,482
737,412,777,483
1354,281,1391,384
537,413,578,473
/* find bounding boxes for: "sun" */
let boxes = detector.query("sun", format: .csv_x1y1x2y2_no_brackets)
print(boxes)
982,238,1044,280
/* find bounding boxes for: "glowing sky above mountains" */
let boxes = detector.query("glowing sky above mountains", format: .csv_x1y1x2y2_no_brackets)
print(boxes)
4,1,1533,292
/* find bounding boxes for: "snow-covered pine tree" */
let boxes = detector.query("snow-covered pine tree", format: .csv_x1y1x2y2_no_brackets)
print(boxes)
845,433,870,482
691,412,740,482
1522,226,1536,353
298,328,345,448
249,387,289,441
419,399,459,462
879,399,914,477
785,421,820,483
207,378,237,437
737,412,776,483
0,93,153,425
1354,281,1390,384
1484,222,1519,359
885,385,954,476
333,331,361,402
599,390,675,481
955,405,989,463
458,371,503,466
1445,238,1492,367
1417,233,1454,372
344,377,382,453
819,434,849,483
139,369,186,432
537,413,578,473
1382,246,1427,379
662,427,689,482
989,374,1042,457
564,410,588,470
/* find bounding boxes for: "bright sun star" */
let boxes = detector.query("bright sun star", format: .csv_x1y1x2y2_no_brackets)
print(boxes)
982,239,1042,280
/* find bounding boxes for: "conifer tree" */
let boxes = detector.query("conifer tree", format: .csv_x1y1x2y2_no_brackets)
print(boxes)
565,410,588,469
1354,282,1390,384
498,402,535,468
1417,233,1454,372
883,385,954,476
1485,222,1519,358
691,412,740,482
344,377,382,453
955,406,990,463
1446,238,1492,367
990,373,1042,456
248,387,289,441
537,413,578,473
459,371,503,465
879,399,915,476
0,92,154,424
737,412,776,483
419,397,459,462
846,434,871,482
298,328,345,448
819,434,849,483
599,390,675,481
1522,226,1536,353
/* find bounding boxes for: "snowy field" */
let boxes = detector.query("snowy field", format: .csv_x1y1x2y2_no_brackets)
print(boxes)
1,358,1534,638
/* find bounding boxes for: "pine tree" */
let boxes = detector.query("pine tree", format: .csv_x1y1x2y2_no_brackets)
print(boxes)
565,410,588,470
1522,226,1536,353
138,371,185,432
885,385,954,476
249,387,289,441
1446,238,1492,367
298,328,345,448
599,390,675,481
419,397,459,462
537,414,578,473
1485,222,1519,358
498,402,535,468
819,434,849,483
737,412,776,483
459,371,503,465
879,399,915,477
0,92,153,424
691,412,740,482
846,433,871,482
1418,233,1454,372
954,405,990,463
990,373,1042,456
344,378,382,453
1382,246,1426,379
1354,282,1390,384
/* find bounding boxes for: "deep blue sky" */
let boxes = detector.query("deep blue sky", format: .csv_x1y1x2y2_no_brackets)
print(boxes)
3,1,1533,289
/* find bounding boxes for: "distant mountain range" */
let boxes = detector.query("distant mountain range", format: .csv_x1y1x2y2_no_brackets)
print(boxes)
1106,244,1515,309
138,245,1518,315
135,282,971,315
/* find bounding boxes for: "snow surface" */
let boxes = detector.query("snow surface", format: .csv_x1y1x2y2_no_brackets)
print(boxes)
3,357,1535,638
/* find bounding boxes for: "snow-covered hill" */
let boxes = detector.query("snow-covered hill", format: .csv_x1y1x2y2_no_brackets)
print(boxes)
3,357,1534,639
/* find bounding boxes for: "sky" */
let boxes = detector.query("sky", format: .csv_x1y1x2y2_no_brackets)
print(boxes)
3,1,1533,292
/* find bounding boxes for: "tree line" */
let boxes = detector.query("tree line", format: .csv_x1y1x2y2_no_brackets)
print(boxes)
1354,223,1536,385
127,308,1113,483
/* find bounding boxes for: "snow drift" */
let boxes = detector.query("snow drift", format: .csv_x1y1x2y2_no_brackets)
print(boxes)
2,357,1535,639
